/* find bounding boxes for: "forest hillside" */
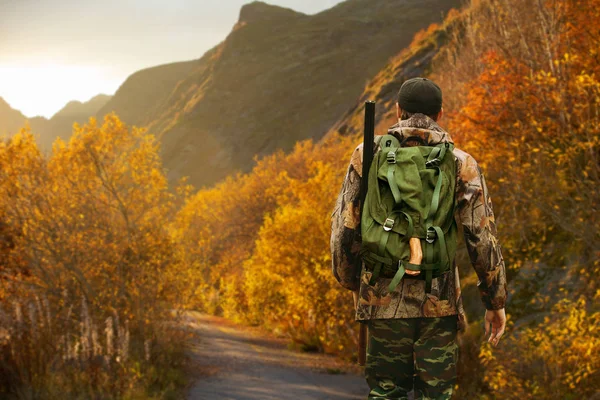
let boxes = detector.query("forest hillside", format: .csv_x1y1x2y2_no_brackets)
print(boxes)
83,0,461,187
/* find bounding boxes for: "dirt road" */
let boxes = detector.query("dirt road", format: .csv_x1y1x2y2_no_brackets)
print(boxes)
185,312,368,400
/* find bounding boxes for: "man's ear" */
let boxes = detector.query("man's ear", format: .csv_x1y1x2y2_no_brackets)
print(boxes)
397,103,402,120
437,107,444,122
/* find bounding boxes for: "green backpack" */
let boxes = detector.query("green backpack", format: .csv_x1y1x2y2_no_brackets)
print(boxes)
360,134,458,294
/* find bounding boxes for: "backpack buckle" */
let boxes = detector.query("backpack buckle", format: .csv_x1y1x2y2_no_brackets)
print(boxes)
386,151,396,164
383,218,395,231
426,158,440,168
426,227,437,243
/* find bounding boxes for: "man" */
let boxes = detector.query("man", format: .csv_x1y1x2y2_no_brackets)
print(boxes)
330,77,507,399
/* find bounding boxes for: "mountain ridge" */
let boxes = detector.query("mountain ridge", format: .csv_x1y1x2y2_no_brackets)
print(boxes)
0,97,27,136
0,95,111,148
325,13,462,141
101,0,462,188
52,94,111,120
1,0,462,187
238,1,306,24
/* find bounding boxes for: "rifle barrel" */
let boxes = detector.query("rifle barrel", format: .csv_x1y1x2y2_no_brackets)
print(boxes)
360,101,376,216
357,100,375,367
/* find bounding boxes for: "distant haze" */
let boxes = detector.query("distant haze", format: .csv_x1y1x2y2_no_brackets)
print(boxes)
0,0,342,118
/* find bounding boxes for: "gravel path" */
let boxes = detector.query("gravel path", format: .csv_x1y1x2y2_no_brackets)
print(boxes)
185,312,368,400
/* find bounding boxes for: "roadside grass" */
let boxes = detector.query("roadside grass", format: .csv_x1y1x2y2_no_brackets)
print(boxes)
0,298,193,400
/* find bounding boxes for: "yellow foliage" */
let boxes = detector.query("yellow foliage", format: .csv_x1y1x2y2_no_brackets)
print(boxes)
480,299,600,399
243,161,355,351
2,1,600,397
0,115,190,396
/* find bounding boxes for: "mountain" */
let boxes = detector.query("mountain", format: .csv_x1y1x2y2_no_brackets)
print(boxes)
96,62,197,129
325,10,463,141
0,97,27,137
52,94,112,120
30,94,112,150
99,0,462,188
0,95,111,149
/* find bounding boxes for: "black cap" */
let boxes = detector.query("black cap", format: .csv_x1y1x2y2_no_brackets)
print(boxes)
397,77,443,116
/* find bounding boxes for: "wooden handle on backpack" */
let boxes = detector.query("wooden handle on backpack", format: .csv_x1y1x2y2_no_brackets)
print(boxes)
406,237,422,276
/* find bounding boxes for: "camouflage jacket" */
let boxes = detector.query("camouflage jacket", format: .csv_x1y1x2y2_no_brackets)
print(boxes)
330,114,507,329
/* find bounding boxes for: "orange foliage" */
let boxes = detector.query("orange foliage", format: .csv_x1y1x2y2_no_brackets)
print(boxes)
480,297,600,399
434,0,600,396
0,116,189,396
409,23,441,49
174,135,358,352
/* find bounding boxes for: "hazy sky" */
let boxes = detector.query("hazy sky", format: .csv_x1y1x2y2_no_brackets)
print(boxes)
0,0,343,118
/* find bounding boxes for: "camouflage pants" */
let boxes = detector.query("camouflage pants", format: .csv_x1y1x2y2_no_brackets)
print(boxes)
365,316,458,400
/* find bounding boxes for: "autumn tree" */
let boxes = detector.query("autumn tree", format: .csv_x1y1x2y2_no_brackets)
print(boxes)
0,115,189,397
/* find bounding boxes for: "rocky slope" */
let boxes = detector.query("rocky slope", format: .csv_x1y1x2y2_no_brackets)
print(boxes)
99,0,461,188
324,10,463,141
1,0,461,185
0,97,27,137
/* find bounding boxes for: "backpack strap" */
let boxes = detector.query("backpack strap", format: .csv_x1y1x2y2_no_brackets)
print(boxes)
421,143,454,292
367,210,414,286
425,142,450,168
379,135,403,204
379,134,401,150
387,260,422,293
